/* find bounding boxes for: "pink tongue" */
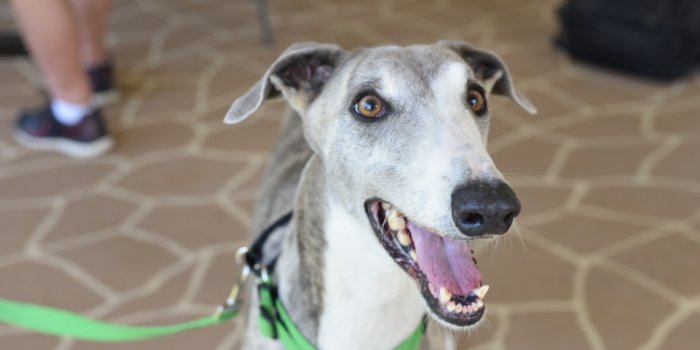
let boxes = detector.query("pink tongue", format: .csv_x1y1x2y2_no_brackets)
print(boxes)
409,222,482,295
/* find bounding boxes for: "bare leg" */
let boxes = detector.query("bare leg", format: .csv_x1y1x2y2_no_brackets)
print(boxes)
10,0,90,105
70,0,111,67
11,0,113,158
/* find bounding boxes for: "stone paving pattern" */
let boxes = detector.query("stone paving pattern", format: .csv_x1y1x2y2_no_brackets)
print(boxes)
1,0,699,349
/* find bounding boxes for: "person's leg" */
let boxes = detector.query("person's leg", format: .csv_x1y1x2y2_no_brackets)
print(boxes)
71,0,118,106
10,0,113,158
70,0,111,67
10,0,91,106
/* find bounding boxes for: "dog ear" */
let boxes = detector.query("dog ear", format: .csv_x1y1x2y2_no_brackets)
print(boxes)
440,40,537,115
224,42,345,124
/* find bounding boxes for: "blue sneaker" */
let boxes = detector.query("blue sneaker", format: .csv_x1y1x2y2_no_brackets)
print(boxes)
14,106,113,158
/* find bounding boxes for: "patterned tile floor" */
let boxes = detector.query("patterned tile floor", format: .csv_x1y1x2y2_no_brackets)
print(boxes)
1,0,699,349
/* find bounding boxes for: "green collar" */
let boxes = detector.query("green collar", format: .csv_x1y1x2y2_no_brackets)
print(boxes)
257,279,425,350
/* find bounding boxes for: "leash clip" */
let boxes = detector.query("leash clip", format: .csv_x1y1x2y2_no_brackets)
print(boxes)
214,246,251,320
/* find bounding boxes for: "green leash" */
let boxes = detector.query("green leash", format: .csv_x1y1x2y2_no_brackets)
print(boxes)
0,250,248,343
0,211,426,349
0,297,237,342
0,289,423,350
0,264,424,350
0,276,424,350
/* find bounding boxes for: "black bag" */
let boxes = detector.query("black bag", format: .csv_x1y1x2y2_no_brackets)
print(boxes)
556,0,700,80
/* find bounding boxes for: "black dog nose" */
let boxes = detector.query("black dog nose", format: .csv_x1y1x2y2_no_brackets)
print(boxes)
451,181,521,237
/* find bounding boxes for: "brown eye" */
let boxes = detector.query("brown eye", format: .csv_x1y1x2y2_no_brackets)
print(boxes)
467,89,486,115
354,94,385,119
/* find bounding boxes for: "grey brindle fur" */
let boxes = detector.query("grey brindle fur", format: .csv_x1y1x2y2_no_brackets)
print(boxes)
225,41,536,350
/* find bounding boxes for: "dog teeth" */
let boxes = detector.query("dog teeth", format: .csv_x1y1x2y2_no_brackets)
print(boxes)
438,287,452,304
445,297,485,315
446,301,480,315
397,229,412,246
381,202,392,211
472,285,490,300
387,210,406,230
409,249,417,261
442,292,487,315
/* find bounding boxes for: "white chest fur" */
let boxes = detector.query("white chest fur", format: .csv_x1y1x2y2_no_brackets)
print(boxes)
316,200,425,350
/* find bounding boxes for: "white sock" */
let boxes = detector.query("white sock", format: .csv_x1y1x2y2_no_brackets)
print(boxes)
51,99,94,126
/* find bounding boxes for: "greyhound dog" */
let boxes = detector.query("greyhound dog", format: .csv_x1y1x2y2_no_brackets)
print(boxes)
224,40,536,350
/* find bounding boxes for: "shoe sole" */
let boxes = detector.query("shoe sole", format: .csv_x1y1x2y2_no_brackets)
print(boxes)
14,129,114,159
93,90,121,107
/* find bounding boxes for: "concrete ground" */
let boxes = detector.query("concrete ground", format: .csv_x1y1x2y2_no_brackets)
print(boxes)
1,0,699,349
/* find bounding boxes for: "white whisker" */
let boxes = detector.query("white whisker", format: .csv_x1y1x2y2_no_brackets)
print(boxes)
512,222,528,257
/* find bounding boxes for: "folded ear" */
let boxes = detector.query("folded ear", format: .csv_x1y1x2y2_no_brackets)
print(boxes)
440,40,537,115
224,42,345,124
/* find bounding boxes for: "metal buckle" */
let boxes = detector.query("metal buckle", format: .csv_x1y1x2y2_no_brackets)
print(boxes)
260,265,270,283
235,246,249,265
214,246,252,319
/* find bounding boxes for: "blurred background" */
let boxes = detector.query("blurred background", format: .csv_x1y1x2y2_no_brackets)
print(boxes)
0,0,699,349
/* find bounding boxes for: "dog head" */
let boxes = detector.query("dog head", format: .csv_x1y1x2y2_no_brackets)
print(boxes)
226,41,535,329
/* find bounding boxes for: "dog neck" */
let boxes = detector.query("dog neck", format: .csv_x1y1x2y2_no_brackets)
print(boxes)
274,156,425,349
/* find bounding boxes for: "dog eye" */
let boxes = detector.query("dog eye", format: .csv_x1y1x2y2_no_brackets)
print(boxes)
354,94,386,119
467,89,486,115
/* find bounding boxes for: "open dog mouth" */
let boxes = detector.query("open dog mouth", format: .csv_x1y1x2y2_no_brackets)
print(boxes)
365,200,488,327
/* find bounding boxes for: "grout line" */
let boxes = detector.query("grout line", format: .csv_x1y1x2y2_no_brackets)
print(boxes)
635,136,682,183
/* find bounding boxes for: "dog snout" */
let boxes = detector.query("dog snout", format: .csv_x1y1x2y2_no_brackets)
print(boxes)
451,181,521,237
